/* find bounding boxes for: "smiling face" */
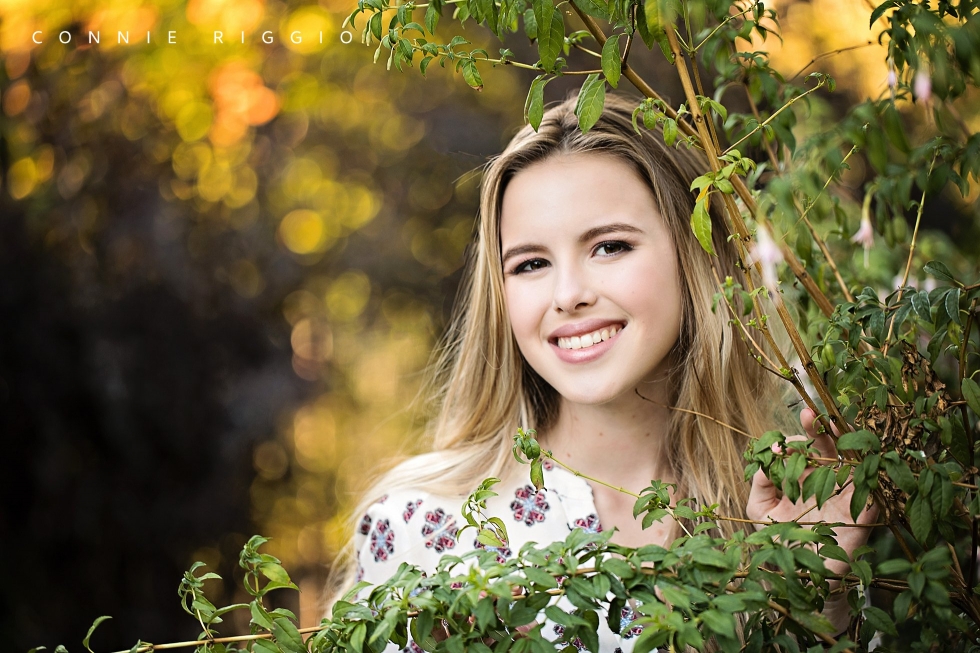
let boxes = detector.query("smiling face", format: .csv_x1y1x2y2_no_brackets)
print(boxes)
499,152,685,407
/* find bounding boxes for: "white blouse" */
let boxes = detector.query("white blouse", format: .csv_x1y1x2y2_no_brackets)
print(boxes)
353,459,649,652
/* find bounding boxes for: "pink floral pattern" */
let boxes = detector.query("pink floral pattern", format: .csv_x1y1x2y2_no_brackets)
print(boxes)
553,624,586,651
619,606,643,639
370,519,395,562
402,642,425,653
573,513,603,533
474,538,513,564
511,485,550,526
421,508,458,553
358,514,373,535
403,499,423,523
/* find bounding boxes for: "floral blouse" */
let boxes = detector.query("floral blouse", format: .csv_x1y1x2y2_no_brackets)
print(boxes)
353,459,650,653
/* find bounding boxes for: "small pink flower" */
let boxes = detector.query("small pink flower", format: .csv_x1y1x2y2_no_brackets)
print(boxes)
851,216,874,268
914,69,931,103
887,69,897,89
747,225,783,295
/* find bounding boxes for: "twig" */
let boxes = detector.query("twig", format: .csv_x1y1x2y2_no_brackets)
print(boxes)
882,153,938,358
787,144,860,303
111,625,328,653
767,600,851,652
724,80,828,155
790,41,875,80
635,388,752,437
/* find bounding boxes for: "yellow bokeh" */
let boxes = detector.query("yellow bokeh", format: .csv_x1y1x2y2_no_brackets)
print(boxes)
757,0,889,100
175,100,214,142
326,271,371,322
7,156,37,199
282,158,323,201
283,7,333,55
279,208,333,254
291,400,337,473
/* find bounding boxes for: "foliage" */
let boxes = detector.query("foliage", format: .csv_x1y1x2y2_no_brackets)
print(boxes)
23,0,980,651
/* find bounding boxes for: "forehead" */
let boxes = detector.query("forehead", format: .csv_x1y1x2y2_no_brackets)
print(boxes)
499,153,660,242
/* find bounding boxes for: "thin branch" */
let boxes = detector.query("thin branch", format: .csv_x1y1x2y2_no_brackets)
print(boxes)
635,388,752,437
882,153,938,357
790,41,875,81
724,80,827,155
786,144,860,304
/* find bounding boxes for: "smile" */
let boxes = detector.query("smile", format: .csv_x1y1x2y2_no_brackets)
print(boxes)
556,325,622,350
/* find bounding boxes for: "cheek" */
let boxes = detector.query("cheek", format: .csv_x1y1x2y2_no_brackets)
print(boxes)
504,282,548,342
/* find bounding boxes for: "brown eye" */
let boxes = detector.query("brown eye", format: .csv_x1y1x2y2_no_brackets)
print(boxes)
514,258,548,274
594,241,632,256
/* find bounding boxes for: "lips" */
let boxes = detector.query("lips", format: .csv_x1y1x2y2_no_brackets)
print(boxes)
556,324,622,350
548,320,627,364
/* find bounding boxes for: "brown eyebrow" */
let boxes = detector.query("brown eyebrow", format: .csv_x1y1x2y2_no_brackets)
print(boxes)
500,222,645,265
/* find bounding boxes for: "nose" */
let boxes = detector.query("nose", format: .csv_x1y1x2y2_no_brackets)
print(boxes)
551,263,597,314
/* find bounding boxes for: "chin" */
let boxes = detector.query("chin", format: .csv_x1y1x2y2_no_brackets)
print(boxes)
553,381,630,406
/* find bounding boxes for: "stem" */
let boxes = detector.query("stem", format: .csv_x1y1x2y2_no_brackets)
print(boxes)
789,41,875,80
635,388,752,437
111,625,328,653
789,144,860,304
882,153,938,358
767,600,851,652
665,23,849,441
543,452,640,498
724,81,826,155
963,298,978,585
691,3,757,52
569,7,699,142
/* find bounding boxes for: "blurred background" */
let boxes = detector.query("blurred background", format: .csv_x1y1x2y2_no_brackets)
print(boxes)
0,0,976,650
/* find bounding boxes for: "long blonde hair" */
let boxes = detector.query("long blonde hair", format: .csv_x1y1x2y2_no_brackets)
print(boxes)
328,89,791,600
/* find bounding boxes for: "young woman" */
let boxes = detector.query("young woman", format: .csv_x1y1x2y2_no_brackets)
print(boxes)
333,91,875,649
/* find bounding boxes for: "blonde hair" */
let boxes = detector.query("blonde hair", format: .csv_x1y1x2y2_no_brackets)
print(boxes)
328,90,792,602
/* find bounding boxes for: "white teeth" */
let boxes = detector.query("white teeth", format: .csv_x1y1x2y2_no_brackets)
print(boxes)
557,325,622,350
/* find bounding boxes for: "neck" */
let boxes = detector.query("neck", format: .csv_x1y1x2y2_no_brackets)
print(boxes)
539,381,675,495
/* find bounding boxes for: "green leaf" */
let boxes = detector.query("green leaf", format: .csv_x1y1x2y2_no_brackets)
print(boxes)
869,0,900,27
477,527,505,548
523,7,537,40
83,616,112,653
883,457,916,494
802,465,837,508
261,563,291,585
877,558,912,576
945,287,962,324
700,609,735,639
273,617,307,653
663,118,677,147
525,75,551,130
575,73,606,133
691,196,715,256
912,290,932,321
862,605,898,636
963,377,980,416
252,641,280,653
536,1,562,71
251,602,275,630
462,60,483,90
643,0,662,43
425,2,440,35
601,34,622,89
908,494,933,544
836,429,879,453
349,621,367,653
923,260,956,285
571,0,610,20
